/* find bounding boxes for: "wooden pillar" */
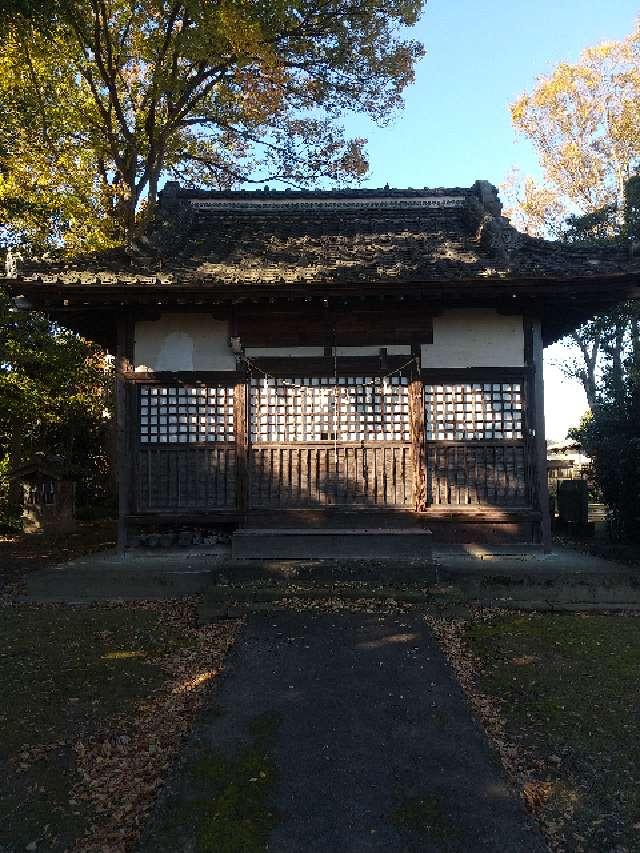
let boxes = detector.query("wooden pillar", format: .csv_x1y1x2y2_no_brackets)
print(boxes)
530,319,552,552
115,313,135,552
408,374,426,513
234,380,249,523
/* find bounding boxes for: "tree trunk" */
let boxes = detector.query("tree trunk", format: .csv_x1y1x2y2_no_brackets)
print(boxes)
611,320,626,406
575,333,600,409
147,170,159,219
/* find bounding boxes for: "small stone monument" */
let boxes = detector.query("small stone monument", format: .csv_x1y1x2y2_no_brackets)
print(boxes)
8,454,75,535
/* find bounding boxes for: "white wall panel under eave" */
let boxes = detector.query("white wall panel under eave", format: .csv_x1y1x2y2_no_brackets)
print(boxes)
134,314,236,372
421,309,524,368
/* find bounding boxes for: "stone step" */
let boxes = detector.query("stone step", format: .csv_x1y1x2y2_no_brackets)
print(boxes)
231,527,432,561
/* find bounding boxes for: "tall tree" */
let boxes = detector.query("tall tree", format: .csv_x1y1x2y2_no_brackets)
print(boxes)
0,0,425,250
507,23,640,410
511,30,640,219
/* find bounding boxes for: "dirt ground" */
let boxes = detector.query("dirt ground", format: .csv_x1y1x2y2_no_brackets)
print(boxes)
0,521,116,590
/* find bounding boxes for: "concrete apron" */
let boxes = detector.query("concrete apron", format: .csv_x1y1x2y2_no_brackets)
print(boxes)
15,545,640,610
17,549,223,603
431,547,640,611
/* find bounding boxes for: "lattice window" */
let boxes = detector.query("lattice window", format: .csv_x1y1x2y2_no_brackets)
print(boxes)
424,383,523,441
250,376,410,443
139,385,235,443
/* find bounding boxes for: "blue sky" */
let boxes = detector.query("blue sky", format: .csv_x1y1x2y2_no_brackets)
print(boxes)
346,0,639,190
343,0,640,440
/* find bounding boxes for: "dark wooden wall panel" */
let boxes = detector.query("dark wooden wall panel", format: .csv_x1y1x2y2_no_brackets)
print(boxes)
238,305,433,346
248,444,413,508
136,446,237,511
426,442,529,507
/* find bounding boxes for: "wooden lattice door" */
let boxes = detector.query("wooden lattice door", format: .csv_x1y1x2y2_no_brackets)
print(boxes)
247,375,414,509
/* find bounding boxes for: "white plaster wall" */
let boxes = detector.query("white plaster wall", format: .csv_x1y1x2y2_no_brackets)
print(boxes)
134,314,236,371
421,309,524,368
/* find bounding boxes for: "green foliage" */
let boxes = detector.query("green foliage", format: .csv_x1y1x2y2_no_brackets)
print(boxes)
624,174,640,240
508,24,640,538
1,0,426,250
571,350,640,541
511,28,640,220
564,204,619,243
0,288,114,524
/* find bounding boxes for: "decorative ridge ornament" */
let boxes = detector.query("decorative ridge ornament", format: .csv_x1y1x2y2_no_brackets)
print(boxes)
190,196,467,213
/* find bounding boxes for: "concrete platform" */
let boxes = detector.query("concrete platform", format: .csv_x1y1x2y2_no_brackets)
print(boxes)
232,527,433,561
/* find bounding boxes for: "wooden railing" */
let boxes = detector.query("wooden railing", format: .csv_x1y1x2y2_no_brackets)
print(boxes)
426,441,530,507
136,445,237,511
248,443,413,508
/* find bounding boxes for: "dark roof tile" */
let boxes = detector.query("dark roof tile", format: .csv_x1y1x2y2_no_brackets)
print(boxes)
6,181,639,286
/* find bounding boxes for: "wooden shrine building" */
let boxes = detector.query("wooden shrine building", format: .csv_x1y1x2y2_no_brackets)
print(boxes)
5,180,640,552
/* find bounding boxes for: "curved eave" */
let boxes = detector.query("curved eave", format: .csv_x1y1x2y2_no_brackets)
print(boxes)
5,272,640,350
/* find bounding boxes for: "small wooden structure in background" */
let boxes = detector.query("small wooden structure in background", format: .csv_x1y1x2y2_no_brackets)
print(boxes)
9,454,75,535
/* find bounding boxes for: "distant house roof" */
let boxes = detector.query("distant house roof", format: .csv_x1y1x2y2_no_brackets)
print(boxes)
6,180,640,287
8,453,67,482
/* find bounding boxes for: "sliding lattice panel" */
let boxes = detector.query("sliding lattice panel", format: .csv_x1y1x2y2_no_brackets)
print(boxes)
139,385,235,443
136,385,237,511
424,383,523,441
250,376,410,443
424,382,529,506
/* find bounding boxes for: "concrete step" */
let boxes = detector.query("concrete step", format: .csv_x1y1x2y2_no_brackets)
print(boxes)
232,527,433,561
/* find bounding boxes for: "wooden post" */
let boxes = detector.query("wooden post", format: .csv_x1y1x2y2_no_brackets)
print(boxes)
530,319,552,552
234,380,248,524
408,375,426,513
115,313,134,553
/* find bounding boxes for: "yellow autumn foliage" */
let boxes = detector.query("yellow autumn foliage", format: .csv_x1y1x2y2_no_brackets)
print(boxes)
509,20,640,231
0,26,121,252
0,0,425,253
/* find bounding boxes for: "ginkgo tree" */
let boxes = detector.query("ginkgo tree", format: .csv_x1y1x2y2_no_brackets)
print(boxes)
508,23,640,538
507,23,640,407
0,0,426,251
511,29,640,223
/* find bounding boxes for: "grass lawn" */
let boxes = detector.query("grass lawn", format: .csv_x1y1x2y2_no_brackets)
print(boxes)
0,602,239,852
465,612,640,852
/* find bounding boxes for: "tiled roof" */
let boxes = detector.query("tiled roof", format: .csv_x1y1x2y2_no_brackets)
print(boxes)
6,181,640,287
